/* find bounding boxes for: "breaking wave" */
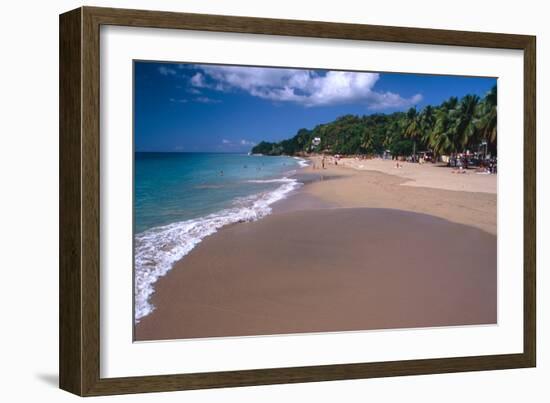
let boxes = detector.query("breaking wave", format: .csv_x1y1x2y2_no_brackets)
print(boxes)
134,178,301,322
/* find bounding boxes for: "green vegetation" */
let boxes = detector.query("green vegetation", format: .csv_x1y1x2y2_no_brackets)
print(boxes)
251,85,497,158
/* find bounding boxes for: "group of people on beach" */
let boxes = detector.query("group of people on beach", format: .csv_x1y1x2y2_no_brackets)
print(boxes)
311,155,335,170
310,154,342,170
450,155,497,175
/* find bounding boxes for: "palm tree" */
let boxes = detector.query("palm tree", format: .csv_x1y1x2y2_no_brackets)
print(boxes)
360,129,373,153
420,105,436,159
477,85,497,155
404,107,422,159
427,97,459,157
453,94,481,152
384,119,400,150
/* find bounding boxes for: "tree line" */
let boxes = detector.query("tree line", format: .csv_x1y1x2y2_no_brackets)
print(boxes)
251,85,497,159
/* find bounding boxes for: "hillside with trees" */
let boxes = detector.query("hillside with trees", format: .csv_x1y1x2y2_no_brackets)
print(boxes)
251,85,497,159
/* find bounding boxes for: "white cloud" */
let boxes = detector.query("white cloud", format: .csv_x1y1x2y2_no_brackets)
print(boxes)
190,66,422,109
190,72,206,87
367,92,424,110
194,96,221,104
159,66,177,76
222,139,231,144
169,98,188,103
240,139,256,146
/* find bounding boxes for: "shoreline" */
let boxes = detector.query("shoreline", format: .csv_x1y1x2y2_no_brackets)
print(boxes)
135,207,496,341
135,158,497,340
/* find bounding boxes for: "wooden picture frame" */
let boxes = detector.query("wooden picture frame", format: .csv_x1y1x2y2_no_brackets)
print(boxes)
59,6,536,396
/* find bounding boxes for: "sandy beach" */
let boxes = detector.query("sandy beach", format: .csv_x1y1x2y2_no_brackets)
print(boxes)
338,157,497,194
304,157,496,235
135,158,497,341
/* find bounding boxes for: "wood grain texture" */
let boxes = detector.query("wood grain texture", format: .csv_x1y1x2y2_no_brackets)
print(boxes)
523,38,537,367
81,6,102,396
86,6,532,49
59,7,82,396
59,6,537,396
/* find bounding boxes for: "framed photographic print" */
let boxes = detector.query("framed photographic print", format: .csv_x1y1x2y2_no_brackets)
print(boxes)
59,6,536,396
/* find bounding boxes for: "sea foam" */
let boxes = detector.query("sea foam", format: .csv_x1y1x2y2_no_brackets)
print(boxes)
294,157,310,168
246,177,296,184
134,178,301,322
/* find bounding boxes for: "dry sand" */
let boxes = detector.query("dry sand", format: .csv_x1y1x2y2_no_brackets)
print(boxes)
305,157,496,235
135,160,497,341
338,157,497,194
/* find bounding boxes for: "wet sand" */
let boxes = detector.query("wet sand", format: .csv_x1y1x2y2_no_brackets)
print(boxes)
135,206,496,341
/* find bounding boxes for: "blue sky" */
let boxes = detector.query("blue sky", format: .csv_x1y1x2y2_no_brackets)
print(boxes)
134,61,496,152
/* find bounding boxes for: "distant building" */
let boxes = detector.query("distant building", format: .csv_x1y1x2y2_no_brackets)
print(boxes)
312,137,321,146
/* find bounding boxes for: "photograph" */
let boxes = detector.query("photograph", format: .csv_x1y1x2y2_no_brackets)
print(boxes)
133,61,498,341
51,3,538,397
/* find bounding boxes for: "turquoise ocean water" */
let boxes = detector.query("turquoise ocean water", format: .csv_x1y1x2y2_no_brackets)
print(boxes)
134,152,307,321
